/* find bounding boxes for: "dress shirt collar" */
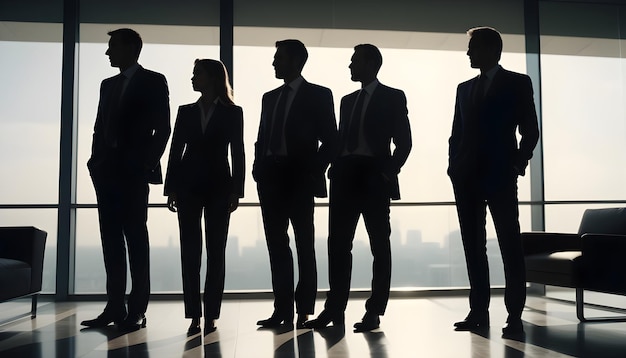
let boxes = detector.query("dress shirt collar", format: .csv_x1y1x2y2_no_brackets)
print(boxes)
121,63,141,80
361,79,379,96
284,75,304,93
480,64,500,81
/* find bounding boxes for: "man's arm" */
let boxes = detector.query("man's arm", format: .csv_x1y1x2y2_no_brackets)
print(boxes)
315,87,338,174
389,90,412,175
448,84,463,175
252,93,269,182
147,73,171,171
515,76,540,175
163,106,185,196
230,106,246,198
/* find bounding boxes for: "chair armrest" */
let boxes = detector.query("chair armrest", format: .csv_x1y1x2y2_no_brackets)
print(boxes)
521,232,582,256
0,227,47,292
581,233,626,293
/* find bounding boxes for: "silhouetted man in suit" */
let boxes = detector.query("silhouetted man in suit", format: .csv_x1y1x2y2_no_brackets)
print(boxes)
448,27,539,338
254,39,337,329
82,28,170,331
305,44,412,332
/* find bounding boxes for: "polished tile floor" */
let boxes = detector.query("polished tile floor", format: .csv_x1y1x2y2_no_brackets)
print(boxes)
1,295,626,357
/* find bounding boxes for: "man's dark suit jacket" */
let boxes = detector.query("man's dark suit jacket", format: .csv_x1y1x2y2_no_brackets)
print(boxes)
253,80,337,197
164,101,245,198
448,67,539,189
335,83,412,200
88,66,171,183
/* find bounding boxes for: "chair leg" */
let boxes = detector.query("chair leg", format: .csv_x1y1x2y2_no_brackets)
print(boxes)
576,288,626,322
31,294,38,319
576,288,585,321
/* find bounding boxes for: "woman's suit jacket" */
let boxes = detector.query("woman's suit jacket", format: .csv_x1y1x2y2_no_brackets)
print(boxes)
164,101,245,198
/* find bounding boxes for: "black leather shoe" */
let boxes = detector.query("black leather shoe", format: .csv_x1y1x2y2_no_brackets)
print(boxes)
187,318,201,336
81,310,125,328
353,313,380,332
296,314,309,329
204,319,217,334
454,312,489,331
502,318,524,338
304,310,345,329
118,313,146,332
257,313,293,328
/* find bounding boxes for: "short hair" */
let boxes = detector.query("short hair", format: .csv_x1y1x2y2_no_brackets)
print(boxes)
108,28,143,59
194,58,235,105
275,39,308,71
354,44,383,72
467,27,503,56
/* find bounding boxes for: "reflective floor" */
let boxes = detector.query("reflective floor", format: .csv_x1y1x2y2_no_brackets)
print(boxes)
1,295,626,357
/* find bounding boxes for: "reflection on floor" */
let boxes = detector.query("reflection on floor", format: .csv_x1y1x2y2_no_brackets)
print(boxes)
1,295,626,357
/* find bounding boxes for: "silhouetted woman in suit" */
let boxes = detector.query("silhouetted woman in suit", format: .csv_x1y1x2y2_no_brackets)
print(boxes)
165,59,245,335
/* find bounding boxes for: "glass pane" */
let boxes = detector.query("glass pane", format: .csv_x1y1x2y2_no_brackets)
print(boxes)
540,2,626,201
75,207,183,293
0,23,62,204
389,204,532,289
74,203,535,292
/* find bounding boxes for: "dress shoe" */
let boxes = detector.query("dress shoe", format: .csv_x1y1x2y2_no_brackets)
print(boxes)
502,318,524,338
296,314,309,329
353,313,380,332
80,310,125,328
454,312,489,331
187,318,201,336
304,310,345,329
257,313,293,328
118,313,146,332
204,319,217,334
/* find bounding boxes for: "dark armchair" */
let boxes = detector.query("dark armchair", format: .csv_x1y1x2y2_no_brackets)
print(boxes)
522,207,626,321
0,226,47,319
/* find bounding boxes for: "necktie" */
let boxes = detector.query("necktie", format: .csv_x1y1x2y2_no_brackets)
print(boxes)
347,90,365,152
104,74,125,147
270,85,290,153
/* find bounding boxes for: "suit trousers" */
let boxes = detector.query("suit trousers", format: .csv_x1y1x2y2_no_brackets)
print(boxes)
325,156,391,315
177,191,230,319
451,176,526,319
257,160,317,316
91,155,150,316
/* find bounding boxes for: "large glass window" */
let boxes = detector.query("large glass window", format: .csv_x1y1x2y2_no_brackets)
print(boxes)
233,0,530,290
74,0,220,293
540,0,626,306
0,22,63,204
3,0,561,296
0,16,62,294
540,2,626,202
74,28,220,292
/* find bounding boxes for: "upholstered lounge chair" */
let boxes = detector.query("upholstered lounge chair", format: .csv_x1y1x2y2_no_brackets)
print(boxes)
522,207,626,321
0,226,47,319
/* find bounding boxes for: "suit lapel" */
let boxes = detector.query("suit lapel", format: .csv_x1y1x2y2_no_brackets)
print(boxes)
263,89,281,146
120,67,142,108
287,81,306,125
362,85,384,137
190,103,203,138
204,102,223,137
340,91,358,146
